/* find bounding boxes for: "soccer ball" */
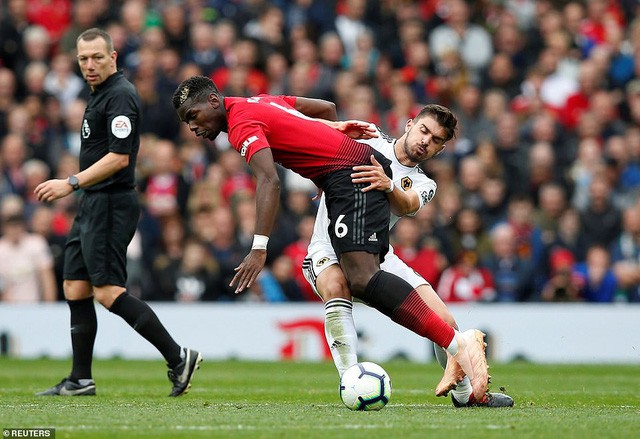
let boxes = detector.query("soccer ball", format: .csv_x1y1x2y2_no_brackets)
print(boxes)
339,362,392,411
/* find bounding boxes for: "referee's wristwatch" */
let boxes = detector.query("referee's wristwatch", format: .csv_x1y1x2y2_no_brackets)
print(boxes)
67,175,80,191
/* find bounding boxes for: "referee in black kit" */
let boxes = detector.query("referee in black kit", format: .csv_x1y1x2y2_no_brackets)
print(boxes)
34,28,201,397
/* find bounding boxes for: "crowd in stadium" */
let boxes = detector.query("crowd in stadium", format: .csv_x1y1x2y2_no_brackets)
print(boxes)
1,0,640,304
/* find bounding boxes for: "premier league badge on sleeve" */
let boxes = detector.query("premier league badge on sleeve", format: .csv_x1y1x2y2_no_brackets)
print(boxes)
82,119,90,139
421,189,434,204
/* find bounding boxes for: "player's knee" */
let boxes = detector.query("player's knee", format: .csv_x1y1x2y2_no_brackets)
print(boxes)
321,278,351,301
94,286,127,309
63,280,92,301
345,272,373,297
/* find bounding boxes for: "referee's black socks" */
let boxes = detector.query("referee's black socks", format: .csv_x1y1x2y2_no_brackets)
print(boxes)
109,292,182,368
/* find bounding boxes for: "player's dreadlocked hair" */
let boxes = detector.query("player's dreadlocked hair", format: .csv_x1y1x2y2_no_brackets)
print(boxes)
415,104,458,142
172,76,221,110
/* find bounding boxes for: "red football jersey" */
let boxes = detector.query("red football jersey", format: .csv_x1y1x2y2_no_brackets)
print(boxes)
225,95,374,183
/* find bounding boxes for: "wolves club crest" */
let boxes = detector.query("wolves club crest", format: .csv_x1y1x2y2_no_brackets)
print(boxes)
401,177,412,190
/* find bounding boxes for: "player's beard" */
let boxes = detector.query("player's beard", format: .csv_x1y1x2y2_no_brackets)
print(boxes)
401,136,425,166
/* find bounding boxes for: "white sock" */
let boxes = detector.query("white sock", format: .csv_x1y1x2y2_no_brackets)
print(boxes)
324,298,358,377
436,332,471,401
445,330,460,356
451,377,473,403
433,344,448,369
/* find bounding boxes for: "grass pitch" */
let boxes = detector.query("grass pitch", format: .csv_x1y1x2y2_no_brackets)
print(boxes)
0,358,638,438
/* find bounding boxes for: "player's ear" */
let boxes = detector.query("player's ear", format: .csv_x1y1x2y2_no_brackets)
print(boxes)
404,118,414,132
208,93,221,108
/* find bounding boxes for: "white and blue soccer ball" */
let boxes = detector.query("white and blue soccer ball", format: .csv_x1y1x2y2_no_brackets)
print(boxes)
339,362,392,411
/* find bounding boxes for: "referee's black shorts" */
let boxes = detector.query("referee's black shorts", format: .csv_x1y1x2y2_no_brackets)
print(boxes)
320,152,393,263
63,189,140,287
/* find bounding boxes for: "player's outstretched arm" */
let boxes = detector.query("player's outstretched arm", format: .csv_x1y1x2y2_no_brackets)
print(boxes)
317,119,378,140
230,148,280,294
294,96,337,121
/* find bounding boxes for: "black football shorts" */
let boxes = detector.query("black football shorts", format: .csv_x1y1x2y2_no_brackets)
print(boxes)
63,190,140,287
320,156,392,262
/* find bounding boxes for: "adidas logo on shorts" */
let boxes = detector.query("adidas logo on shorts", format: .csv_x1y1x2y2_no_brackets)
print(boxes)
368,233,378,242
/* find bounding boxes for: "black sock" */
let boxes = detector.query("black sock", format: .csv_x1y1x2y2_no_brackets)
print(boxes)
109,292,182,368
68,297,97,381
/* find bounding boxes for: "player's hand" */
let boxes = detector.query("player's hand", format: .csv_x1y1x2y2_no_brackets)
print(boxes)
230,249,267,294
34,179,73,202
335,120,378,140
351,155,392,193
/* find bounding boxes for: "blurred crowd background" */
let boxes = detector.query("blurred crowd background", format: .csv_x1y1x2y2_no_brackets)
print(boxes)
1,0,640,305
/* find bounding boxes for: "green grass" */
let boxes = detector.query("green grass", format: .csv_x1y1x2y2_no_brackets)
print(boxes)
0,359,638,438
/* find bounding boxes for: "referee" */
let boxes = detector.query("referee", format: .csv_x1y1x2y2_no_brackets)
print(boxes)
35,28,201,397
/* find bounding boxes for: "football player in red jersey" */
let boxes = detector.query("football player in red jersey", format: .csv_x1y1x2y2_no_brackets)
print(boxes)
173,76,489,400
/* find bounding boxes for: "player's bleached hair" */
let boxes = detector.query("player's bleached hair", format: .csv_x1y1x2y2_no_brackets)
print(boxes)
77,28,114,52
415,104,458,141
172,76,221,110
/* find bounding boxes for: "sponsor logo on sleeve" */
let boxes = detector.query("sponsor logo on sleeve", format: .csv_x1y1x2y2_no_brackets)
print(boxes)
111,115,132,139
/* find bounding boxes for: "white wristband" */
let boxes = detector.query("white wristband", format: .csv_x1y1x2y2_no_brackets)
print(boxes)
252,234,269,250
385,179,395,193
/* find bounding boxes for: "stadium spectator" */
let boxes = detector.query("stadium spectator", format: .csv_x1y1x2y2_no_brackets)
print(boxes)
57,0,100,55
43,53,84,114
334,0,371,58
539,247,582,302
382,81,424,139
160,3,189,55
0,0,29,71
28,203,66,300
452,83,496,157
480,52,522,100
437,249,496,303
574,244,618,302
483,222,535,302
579,172,623,249
1,132,29,197
0,194,57,303
442,206,492,266
602,134,640,208
243,2,288,65
457,155,487,212
505,193,541,263
429,0,493,82
477,175,509,229
611,204,640,302
282,214,318,302
391,216,447,288
535,182,569,239
184,22,225,77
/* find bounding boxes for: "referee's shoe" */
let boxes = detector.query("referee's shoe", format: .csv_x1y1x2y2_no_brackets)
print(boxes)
168,347,202,397
36,377,96,396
